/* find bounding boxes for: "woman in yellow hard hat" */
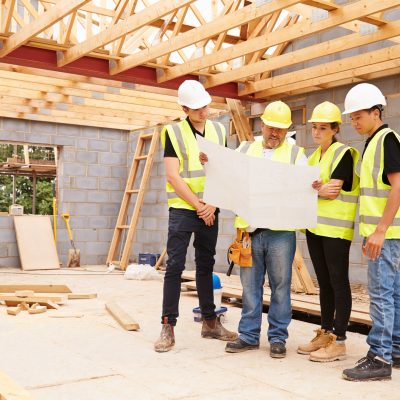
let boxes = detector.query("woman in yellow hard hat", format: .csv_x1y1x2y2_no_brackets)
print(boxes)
297,101,359,362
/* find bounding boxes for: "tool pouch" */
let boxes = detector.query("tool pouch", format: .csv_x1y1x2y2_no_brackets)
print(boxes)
226,229,252,276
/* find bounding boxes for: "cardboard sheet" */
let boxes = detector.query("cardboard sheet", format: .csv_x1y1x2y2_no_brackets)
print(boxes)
14,215,60,270
198,136,320,230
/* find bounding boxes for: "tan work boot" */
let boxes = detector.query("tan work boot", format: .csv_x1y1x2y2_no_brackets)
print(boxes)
297,328,331,355
309,333,346,362
154,317,175,353
201,316,238,341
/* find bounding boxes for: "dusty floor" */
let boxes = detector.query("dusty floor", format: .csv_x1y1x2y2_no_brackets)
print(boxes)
0,266,399,400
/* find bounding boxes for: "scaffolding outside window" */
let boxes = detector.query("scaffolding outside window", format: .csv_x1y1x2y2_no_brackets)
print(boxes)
0,143,57,215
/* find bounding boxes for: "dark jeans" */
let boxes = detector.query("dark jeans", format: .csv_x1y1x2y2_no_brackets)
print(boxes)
306,230,352,339
162,208,218,326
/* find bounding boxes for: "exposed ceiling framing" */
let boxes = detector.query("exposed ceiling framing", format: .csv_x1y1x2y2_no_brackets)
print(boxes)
0,0,399,129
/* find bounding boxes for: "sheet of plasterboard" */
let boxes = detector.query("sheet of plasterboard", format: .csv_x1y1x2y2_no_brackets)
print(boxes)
14,215,60,270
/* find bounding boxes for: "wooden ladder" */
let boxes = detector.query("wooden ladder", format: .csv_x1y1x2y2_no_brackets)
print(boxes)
106,128,160,270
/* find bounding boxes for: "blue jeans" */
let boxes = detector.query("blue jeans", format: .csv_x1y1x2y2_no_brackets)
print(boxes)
367,239,400,363
238,229,295,345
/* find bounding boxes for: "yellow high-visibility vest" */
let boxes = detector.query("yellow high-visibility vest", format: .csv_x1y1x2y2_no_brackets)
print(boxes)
234,140,305,230
161,119,226,210
359,127,400,238
308,142,360,241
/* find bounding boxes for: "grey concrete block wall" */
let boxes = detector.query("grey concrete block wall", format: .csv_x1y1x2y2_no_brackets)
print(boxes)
0,117,129,267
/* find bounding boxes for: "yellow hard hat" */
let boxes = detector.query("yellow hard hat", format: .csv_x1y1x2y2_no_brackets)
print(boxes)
261,101,292,129
309,101,342,124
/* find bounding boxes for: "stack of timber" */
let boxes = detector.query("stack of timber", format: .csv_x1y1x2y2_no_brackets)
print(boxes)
181,271,371,326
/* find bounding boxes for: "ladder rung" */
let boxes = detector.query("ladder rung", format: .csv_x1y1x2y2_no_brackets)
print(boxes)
135,155,148,160
126,189,139,194
117,225,130,229
109,261,121,265
141,134,154,140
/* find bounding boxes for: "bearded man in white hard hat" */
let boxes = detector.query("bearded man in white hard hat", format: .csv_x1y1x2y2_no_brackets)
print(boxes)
341,83,400,382
154,80,237,352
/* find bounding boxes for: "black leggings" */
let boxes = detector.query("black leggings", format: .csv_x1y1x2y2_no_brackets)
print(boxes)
306,230,352,339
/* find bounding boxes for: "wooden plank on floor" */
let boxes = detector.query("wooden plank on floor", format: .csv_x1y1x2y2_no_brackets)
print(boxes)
67,293,97,299
0,370,34,400
0,294,67,304
0,284,72,293
105,302,140,331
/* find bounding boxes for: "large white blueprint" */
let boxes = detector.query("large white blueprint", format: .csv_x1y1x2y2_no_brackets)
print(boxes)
197,136,320,230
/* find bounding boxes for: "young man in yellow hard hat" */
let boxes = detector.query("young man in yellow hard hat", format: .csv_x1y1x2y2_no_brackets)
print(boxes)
341,83,400,381
154,80,237,352
224,101,307,358
297,102,359,362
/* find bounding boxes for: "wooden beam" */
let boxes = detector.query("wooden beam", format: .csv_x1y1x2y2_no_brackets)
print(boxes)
111,0,301,75
159,0,399,83
226,98,253,142
0,370,34,400
0,0,90,57
255,44,400,99
105,301,140,331
208,18,400,92
0,284,71,293
57,0,195,67
239,22,400,95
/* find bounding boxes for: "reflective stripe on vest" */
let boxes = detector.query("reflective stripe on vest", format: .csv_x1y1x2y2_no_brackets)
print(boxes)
162,119,226,210
307,142,359,241
234,140,305,230
359,127,400,238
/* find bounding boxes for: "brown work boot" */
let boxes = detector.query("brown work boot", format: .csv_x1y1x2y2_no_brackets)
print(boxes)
154,317,175,353
201,316,238,341
309,333,346,362
297,328,331,355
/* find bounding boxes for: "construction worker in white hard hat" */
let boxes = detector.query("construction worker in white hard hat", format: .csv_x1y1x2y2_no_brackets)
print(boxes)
297,101,359,363
341,83,400,381
223,101,307,358
154,80,237,352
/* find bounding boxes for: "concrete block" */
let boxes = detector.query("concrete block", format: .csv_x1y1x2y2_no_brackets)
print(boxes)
81,127,99,139
75,203,99,216
99,178,124,191
3,118,30,132
109,191,123,203
62,190,87,202
88,216,110,229
52,136,76,146
76,151,98,164
157,217,168,231
157,191,167,203
31,121,56,134
221,219,235,235
0,257,20,268
98,229,114,242
76,139,89,150
219,209,235,219
0,217,12,228
0,244,8,257
88,140,110,152
74,177,98,190
111,141,128,153
63,163,87,177
144,190,157,204
150,177,166,190
86,242,109,255
62,149,76,162
88,191,110,203
7,243,19,257
216,235,234,251
100,203,120,216
25,133,52,145
142,217,158,230
88,165,111,177
111,166,127,178
58,124,81,136
99,152,126,166
99,128,124,140
0,131,25,142
73,229,98,242
348,264,367,285
0,230,16,241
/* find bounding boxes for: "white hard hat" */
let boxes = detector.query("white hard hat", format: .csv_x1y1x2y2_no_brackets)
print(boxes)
177,80,212,109
343,83,386,115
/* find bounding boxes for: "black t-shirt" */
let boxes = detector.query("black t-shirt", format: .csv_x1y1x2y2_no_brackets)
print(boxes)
164,117,205,158
331,149,353,192
363,124,400,185
163,117,226,157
